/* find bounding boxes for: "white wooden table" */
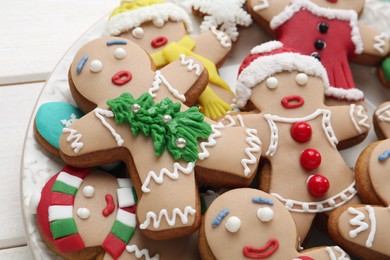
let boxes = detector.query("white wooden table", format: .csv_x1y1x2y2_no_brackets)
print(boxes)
0,1,119,258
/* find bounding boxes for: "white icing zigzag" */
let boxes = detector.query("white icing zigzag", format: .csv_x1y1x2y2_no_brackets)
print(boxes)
179,54,202,76
141,162,195,193
349,104,369,133
375,104,390,122
94,108,124,146
242,128,262,176
326,246,350,260
126,245,160,260
62,128,83,153
348,205,376,248
210,26,232,48
139,206,196,229
374,32,388,54
253,0,270,11
149,70,186,102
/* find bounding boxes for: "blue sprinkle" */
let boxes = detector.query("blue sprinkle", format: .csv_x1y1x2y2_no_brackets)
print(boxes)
378,150,390,161
106,39,128,46
211,209,229,228
76,55,88,74
252,197,274,206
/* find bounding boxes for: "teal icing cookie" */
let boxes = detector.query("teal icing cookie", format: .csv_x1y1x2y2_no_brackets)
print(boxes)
35,102,84,149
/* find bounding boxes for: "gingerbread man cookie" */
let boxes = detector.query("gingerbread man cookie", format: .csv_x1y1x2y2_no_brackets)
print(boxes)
246,0,390,105
228,41,370,240
200,188,351,259
30,166,200,259
328,138,390,260
104,0,235,120
59,36,262,240
373,101,390,140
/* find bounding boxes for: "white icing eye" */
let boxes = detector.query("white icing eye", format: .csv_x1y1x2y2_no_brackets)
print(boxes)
265,77,278,89
132,27,144,39
225,216,241,233
82,185,95,198
153,18,165,27
114,47,127,59
77,208,91,219
257,207,274,222
90,60,103,73
296,73,308,86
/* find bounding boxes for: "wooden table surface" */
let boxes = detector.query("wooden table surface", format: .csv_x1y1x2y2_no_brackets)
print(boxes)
0,1,119,258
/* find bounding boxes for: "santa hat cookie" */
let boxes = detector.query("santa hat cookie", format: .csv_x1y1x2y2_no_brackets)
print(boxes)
235,41,331,108
104,0,193,36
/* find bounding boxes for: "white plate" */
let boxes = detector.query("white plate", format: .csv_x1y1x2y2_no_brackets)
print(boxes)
20,2,390,259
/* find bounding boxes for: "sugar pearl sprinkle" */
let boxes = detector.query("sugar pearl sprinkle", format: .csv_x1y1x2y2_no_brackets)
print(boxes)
225,216,241,233
77,208,91,219
82,185,95,198
90,60,103,73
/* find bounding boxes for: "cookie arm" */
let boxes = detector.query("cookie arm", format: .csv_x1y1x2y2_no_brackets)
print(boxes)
330,104,370,143
298,245,350,260
352,22,390,65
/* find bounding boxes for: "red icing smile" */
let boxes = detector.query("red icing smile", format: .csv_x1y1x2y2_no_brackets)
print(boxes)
326,0,338,2
243,239,279,259
112,70,132,86
281,95,304,109
151,36,168,48
102,194,115,217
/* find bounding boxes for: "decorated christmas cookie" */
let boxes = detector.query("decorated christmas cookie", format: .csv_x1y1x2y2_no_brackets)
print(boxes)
104,0,235,120
200,188,351,259
191,0,253,42
59,36,262,240
228,41,370,241
328,139,390,260
373,101,390,140
246,0,390,104
34,102,84,157
30,166,199,259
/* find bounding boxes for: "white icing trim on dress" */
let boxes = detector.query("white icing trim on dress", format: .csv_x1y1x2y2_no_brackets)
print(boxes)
348,205,376,248
149,70,186,102
141,162,195,193
126,245,160,260
139,206,196,229
210,26,232,48
375,104,390,122
242,128,262,176
325,86,365,101
270,0,364,54
374,32,388,54
326,246,350,260
263,109,338,157
179,54,202,76
250,41,283,55
272,181,357,213
94,108,124,146
253,0,270,11
349,104,369,133
63,128,84,153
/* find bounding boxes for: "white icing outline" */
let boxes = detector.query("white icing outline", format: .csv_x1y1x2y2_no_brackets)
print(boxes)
348,205,376,248
149,70,186,102
104,3,193,36
141,162,195,193
242,128,262,176
253,0,270,12
210,26,232,48
326,246,350,260
349,104,369,134
271,181,357,213
263,109,338,157
60,113,78,127
179,54,202,76
126,245,160,260
270,0,364,55
374,32,388,54
375,104,390,122
139,206,196,229
94,108,124,146
62,127,84,153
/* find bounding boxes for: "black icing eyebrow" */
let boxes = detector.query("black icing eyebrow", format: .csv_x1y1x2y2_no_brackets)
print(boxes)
106,39,128,46
252,197,274,206
212,209,229,228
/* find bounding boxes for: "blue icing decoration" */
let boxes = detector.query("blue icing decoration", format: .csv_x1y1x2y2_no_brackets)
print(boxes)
77,55,88,74
378,150,390,161
211,208,229,228
35,102,84,149
252,197,274,206
106,39,127,46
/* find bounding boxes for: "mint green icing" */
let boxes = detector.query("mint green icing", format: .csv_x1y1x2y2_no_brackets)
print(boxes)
107,93,212,162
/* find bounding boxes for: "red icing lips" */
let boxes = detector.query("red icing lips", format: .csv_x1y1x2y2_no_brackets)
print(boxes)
112,70,132,86
326,0,338,3
102,194,115,217
151,36,168,48
243,239,279,259
281,95,304,109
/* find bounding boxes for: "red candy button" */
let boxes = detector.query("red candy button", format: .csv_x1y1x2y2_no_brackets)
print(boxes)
291,122,312,143
307,174,329,197
300,148,321,170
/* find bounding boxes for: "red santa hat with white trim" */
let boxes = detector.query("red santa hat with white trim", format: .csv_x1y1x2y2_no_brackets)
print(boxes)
235,41,331,108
